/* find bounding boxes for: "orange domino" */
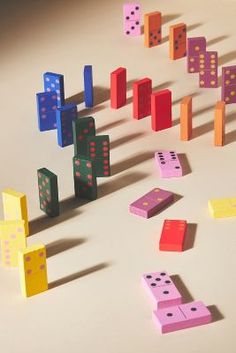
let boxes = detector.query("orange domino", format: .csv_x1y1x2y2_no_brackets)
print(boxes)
180,96,192,141
214,101,225,146
169,23,187,60
144,11,162,48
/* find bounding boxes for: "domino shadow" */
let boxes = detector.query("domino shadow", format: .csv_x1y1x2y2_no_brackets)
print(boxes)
97,118,128,134
219,50,236,66
46,237,87,258
207,305,224,322
184,223,197,251
226,129,236,145
98,171,149,198
207,35,229,47
111,131,148,149
66,91,84,105
152,81,175,92
171,275,194,303
49,262,110,289
79,104,105,117
178,153,192,176
162,14,182,24
112,151,154,175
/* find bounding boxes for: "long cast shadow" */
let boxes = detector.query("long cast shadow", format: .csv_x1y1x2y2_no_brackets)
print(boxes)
219,50,236,66
112,151,154,175
46,238,87,258
162,13,182,24
184,223,197,251
207,305,224,322
66,91,84,105
171,275,194,303
96,118,128,134
152,81,175,92
178,153,192,176
207,35,229,47
111,131,148,149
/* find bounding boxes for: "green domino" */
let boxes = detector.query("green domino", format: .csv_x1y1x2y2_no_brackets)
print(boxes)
37,168,59,217
73,155,97,200
87,135,110,177
72,117,96,156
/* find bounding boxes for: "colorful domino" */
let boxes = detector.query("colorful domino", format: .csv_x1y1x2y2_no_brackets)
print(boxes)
208,197,236,218
56,104,77,147
133,78,152,119
142,271,182,308
214,101,225,146
110,67,127,109
129,188,174,219
0,220,26,267
123,3,141,36
199,51,218,88
86,135,110,177
187,37,206,73
180,96,192,141
36,91,57,131
72,117,96,156
37,168,59,217
2,188,29,236
169,23,187,60
151,90,172,132
18,244,48,297
159,220,187,252
73,155,97,200
221,65,236,104
144,11,162,48
155,151,182,178
153,301,212,333
84,65,94,108
43,72,65,107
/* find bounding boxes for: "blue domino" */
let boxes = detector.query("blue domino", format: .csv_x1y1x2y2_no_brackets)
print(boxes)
36,91,58,131
56,104,78,147
84,65,94,108
43,72,65,107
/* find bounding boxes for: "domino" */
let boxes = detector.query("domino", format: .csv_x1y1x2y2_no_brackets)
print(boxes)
36,91,57,131
84,65,94,108
56,104,77,147
153,301,212,333
144,11,162,48
214,101,225,146
110,67,127,109
37,168,59,217
208,197,236,218
151,90,172,132
73,155,97,200
123,3,141,36
86,135,110,177
169,23,187,60
2,188,29,236
199,51,218,88
72,117,96,156
142,271,182,308
129,188,174,219
43,72,65,107
187,37,206,73
159,220,187,252
18,243,48,297
221,65,236,104
133,78,152,119
0,220,26,267
155,151,182,178
180,96,192,141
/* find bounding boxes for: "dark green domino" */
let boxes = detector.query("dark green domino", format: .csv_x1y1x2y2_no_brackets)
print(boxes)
72,117,96,156
86,135,110,177
37,168,59,217
73,155,97,200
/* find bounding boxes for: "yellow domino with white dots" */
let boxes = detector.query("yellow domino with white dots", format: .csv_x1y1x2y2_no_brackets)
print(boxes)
2,188,29,236
18,243,48,297
208,197,236,218
0,220,27,267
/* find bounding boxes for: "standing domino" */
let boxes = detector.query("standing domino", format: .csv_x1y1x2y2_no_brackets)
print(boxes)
84,65,94,108
110,67,127,109
187,37,206,73
221,65,236,104
144,12,162,47
37,168,59,217
155,151,182,178
133,78,152,119
199,51,218,88
151,90,172,132
123,3,141,36
56,104,77,147
43,72,65,107
180,96,192,140
72,117,96,156
169,23,187,60
36,92,58,131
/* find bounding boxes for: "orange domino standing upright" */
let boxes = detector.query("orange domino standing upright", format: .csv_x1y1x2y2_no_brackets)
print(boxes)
214,101,225,146
144,11,162,48
110,67,127,109
180,96,192,140
169,23,187,60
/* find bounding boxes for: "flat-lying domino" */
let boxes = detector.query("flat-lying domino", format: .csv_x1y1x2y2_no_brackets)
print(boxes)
129,188,174,219
159,220,187,252
153,301,212,333
155,151,182,178
208,197,236,218
142,271,182,308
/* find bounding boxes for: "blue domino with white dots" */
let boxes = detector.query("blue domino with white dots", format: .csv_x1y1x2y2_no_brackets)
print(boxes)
56,104,78,147
36,91,58,131
43,72,65,107
84,65,94,108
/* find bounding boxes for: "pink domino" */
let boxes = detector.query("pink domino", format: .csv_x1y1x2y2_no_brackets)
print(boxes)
153,301,212,334
155,151,182,178
129,188,174,218
123,3,141,36
142,271,182,308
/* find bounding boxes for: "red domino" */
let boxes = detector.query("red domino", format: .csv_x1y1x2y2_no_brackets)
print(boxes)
133,78,152,119
110,67,127,109
151,89,172,131
159,220,187,252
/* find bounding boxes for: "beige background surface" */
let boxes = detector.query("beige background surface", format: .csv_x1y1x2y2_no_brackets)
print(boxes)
0,0,236,352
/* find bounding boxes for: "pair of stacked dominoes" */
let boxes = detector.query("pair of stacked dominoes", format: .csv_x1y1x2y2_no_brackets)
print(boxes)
0,189,48,297
142,271,212,333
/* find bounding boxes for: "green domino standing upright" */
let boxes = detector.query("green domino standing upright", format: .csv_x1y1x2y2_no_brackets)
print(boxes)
72,117,96,156
73,155,97,201
37,168,59,217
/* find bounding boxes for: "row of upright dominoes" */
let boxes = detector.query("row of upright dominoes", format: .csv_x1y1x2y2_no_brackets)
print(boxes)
142,271,212,333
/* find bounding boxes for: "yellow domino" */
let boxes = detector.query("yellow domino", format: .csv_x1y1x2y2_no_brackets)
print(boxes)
18,244,48,297
2,188,29,236
0,220,27,267
208,197,236,218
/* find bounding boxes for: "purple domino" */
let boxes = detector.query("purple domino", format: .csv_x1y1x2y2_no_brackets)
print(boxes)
142,271,182,309
199,51,218,88
153,301,212,334
222,65,236,104
123,3,141,36
187,37,206,73
129,188,174,218
155,151,182,178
